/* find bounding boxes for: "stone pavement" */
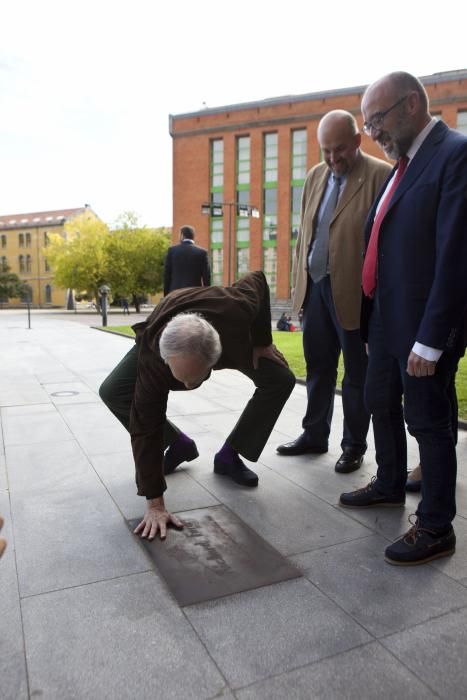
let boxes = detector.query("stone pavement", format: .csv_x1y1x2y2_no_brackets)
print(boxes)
1,309,467,699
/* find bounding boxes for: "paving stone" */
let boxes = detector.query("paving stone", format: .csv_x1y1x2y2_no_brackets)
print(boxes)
8,444,150,596
194,466,372,556
2,403,73,446
22,572,226,699
429,514,467,581
0,453,6,491
90,451,220,517
381,608,467,698
0,492,28,700
185,577,371,688
292,534,467,638
236,641,437,699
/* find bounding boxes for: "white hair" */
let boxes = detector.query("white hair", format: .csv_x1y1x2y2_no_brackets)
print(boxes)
159,313,222,366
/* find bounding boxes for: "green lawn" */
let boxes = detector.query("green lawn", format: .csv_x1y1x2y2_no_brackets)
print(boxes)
107,326,466,421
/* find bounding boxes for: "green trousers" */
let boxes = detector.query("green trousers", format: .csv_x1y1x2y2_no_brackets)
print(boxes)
99,344,295,461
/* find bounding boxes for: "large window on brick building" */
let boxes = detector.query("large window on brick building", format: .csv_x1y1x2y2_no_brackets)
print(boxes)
236,136,251,279
263,132,278,294
45,284,52,303
26,254,32,273
19,255,25,272
290,129,307,285
19,233,25,247
210,139,224,281
456,111,467,135
25,232,31,247
211,248,223,286
1,235,6,248
237,247,249,276
1,256,7,272
263,247,277,295
263,133,278,242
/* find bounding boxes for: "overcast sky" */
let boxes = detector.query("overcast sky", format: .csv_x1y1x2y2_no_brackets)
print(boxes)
1,0,465,227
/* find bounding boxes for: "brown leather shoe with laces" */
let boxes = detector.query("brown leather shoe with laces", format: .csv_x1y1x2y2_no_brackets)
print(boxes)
339,477,405,508
385,515,455,565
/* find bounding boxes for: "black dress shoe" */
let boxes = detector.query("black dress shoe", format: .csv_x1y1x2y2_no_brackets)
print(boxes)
213,453,259,487
335,449,364,474
276,434,328,456
163,437,199,475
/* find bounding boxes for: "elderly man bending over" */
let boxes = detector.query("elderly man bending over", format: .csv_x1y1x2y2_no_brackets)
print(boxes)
99,271,295,540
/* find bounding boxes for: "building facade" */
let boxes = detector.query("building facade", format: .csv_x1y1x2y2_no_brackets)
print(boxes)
170,69,467,299
0,206,98,307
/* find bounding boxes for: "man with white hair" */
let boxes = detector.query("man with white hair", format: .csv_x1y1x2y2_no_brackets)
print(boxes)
100,271,295,540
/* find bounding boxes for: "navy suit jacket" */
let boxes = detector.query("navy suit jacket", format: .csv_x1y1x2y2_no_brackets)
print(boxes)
361,121,467,358
163,240,211,295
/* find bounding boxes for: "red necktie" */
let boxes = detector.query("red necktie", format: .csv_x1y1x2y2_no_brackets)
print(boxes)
362,155,409,298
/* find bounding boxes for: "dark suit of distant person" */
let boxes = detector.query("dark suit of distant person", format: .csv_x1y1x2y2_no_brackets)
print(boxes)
163,225,210,295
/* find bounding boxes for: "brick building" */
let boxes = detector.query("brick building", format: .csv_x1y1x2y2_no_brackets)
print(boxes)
170,69,467,299
0,205,98,307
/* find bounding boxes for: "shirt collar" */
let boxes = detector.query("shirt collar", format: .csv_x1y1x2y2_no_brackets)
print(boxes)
407,117,438,162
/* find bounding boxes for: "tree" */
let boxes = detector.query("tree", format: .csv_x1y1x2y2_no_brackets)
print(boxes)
45,213,110,310
0,267,29,303
104,225,170,311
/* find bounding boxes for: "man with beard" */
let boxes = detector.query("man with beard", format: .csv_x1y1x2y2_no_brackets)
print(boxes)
277,110,390,474
339,72,467,565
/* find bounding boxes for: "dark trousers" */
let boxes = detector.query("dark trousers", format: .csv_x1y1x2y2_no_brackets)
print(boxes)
365,300,458,530
302,276,370,451
99,344,296,462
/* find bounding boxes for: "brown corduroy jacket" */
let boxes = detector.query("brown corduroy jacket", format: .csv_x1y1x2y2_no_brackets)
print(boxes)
130,271,273,498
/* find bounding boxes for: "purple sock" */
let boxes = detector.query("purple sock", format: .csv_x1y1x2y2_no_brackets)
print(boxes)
172,432,192,447
217,443,238,464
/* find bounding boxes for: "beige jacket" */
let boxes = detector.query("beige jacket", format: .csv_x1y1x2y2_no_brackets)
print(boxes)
292,151,391,329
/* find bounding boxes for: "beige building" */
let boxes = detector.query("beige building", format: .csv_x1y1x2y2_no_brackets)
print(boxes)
0,205,98,307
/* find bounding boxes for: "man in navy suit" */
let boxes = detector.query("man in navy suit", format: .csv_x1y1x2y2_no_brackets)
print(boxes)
163,225,211,295
339,72,467,565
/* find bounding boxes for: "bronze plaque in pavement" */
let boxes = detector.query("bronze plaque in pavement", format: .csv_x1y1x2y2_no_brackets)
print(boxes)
127,505,301,606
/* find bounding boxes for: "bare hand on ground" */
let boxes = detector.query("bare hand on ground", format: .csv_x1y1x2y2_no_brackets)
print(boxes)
134,497,184,540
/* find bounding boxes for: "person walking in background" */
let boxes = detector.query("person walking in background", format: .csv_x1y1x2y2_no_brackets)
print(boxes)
277,110,391,474
340,72,467,566
121,298,130,314
163,225,210,295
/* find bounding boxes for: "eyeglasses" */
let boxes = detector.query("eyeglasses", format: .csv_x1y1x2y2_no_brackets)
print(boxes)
362,95,409,135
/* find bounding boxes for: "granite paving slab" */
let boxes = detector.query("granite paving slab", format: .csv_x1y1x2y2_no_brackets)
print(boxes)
185,577,371,688
194,466,372,556
2,403,73,446
0,492,28,700
22,572,227,699
292,534,467,637
90,451,220,517
128,505,301,606
235,640,437,699
381,607,467,698
8,447,151,596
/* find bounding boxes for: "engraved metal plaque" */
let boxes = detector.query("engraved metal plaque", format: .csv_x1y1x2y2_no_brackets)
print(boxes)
127,505,300,606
